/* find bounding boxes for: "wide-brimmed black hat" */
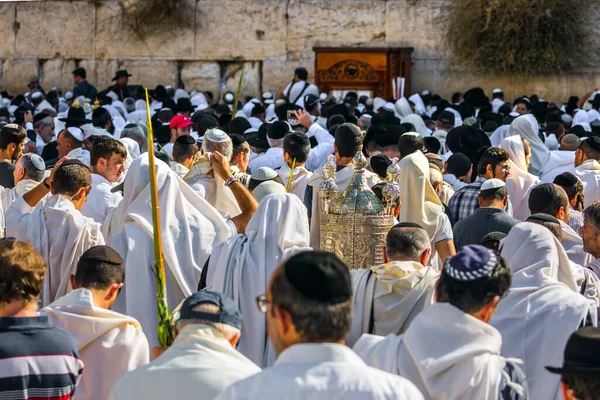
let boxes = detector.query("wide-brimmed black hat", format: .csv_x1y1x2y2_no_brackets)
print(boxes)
246,123,270,149
546,327,600,378
588,94,600,107
58,107,92,126
112,70,132,81
446,125,491,161
176,98,195,113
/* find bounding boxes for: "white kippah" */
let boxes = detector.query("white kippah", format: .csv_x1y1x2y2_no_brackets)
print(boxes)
251,166,278,181
224,93,234,102
206,128,230,143
30,154,45,171
31,91,43,100
492,88,503,94
481,178,505,191
360,114,372,120
252,181,286,202
382,102,395,112
401,131,421,137
421,90,431,96
67,126,84,141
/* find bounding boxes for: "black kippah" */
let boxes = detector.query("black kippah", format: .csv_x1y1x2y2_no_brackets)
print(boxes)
527,213,560,224
230,133,246,147
284,251,351,304
481,231,507,244
528,183,557,212
370,154,392,178
393,222,426,230
124,123,139,129
79,245,123,265
554,172,579,188
58,159,89,170
175,135,197,146
586,136,600,152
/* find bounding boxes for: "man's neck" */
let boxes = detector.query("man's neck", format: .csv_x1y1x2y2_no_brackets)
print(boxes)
287,161,306,169
480,202,504,210
88,289,111,310
0,300,38,317
336,156,353,166
0,151,12,163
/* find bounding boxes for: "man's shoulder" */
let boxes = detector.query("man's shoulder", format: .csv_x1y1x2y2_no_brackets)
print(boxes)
0,320,78,357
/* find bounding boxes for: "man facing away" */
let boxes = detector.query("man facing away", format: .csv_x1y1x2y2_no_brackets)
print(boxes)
170,135,198,178
355,245,528,400
0,239,84,400
81,137,127,224
217,251,424,400
276,131,313,200
109,291,260,400
43,246,149,400
349,223,439,346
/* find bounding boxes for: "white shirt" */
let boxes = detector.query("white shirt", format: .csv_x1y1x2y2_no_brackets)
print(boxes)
283,81,319,108
109,325,260,400
161,142,174,159
66,147,91,167
81,173,123,224
216,343,423,400
248,147,284,172
305,123,335,172
248,116,263,130
170,161,189,178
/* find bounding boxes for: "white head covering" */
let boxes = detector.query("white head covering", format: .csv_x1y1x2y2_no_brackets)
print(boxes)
206,193,311,366
509,115,548,176
490,124,513,147
252,181,286,202
444,107,463,127
173,88,189,102
573,109,591,125
409,93,426,115
135,100,146,111
111,101,127,117
373,97,386,112
394,97,412,119
398,151,443,239
119,137,141,159
403,114,430,137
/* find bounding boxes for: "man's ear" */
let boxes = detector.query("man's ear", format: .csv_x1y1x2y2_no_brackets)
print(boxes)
69,275,77,290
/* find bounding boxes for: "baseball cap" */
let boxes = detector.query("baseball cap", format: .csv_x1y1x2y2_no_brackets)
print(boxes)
169,114,194,130
179,291,242,331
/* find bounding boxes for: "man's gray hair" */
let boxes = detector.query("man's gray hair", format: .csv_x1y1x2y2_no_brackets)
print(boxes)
584,201,600,233
17,153,45,182
267,137,284,149
429,168,443,186
176,302,240,340
33,116,53,130
202,137,233,158
386,226,431,261
120,124,147,153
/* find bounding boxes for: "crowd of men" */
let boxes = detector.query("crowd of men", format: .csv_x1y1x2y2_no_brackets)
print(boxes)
1,66,600,400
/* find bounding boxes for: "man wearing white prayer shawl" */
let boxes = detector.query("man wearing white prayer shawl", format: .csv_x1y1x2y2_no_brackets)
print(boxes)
574,137,600,207
205,193,311,367
169,135,198,178
103,154,256,348
490,223,597,400
294,109,335,172
56,126,91,166
6,158,105,306
81,138,126,225
348,223,439,348
119,123,148,155
217,251,424,400
581,201,600,279
108,291,260,400
305,123,379,248
276,131,312,201
500,135,540,220
43,246,149,400
354,245,528,400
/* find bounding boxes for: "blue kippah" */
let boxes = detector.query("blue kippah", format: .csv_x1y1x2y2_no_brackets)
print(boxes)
443,245,497,281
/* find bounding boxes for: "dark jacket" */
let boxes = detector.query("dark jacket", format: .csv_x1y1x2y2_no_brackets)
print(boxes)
73,80,98,100
453,207,520,249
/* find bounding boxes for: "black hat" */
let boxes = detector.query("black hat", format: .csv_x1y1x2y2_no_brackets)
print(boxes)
304,94,319,109
286,131,310,148
482,121,499,133
175,134,197,147
327,114,346,130
588,94,600,107
585,136,600,152
230,133,246,147
197,115,219,137
370,154,392,179
153,85,167,102
176,98,196,113
546,327,600,378
0,107,10,119
480,231,507,244
326,104,349,119
58,107,92,126
179,291,242,331
528,183,558,212
251,104,265,115
283,251,352,304
554,172,579,188
72,67,86,78
246,123,270,149
446,126,491,162
423,136,441,154
79,245,123,265
33,112,50,124
437,110,455,125
393,222,426,230
228,117,252,136
112,70,132,81
155,124,171,145
446,153,472,177
268,121,291,140
527,212,560,225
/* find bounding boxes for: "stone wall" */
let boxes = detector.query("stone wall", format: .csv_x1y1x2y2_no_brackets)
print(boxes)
1,0,599,103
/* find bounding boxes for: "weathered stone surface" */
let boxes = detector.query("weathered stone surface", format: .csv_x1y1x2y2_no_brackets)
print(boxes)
287,0,387,61
0,3,15,59
1,59,39,95
42,59,77,93
262,58,315,96
16,1,93,58
120,60,177,89
95,0,195,59
224,62,261,99
180,62,221,92
195,0,287,61
78,59,120,92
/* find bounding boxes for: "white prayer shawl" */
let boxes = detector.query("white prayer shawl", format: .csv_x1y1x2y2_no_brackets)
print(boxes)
174,88,189,102
540,151,576,182
169,161,189,178
409,94,427,116
127,110,147,126
491,223,597,400
560,219,593,267
403,114,430,137
307,164,379,248
490,125,513,147
135,100,146,111
394,98,413,119
574,159,600,207
6,195,105,306
185,172,242,218
66,147,91,167
500,136,540,220
276,163,312,200
1,179,39,218
119,137,140,159
354,303,510,400
348,261,438,347
509,115,547,176
444,107,463,127
573,109,591,125
588,108,600,122
43,289,149,400
104,155,231,348
81,173,123,225
206,193,311,367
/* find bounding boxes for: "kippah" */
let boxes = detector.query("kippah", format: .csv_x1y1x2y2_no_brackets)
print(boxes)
205,128,230,143
401,131,421,137
33,112,49,124
493,88,503,94
175,135,197,146
66,126,84,141
284,251,352,304
382,102,395,112
252,180,285,202
224,93,234,102
481,232,507,244
58,158,89,169
585,136,600,152
124,123,139,129
443,245,498,281
30,154,45,171
529,183,557,211
370,154,392,178
481,178,505,191
554,172,579,187
31,91,43,100
251,166,277,181
527,213,560,224
230,133,246,147
360,114,372,120
393,222,426,230
79,245,123,265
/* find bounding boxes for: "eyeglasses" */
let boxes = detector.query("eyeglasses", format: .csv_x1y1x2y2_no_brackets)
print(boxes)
497,163,510,172
256,294,271,313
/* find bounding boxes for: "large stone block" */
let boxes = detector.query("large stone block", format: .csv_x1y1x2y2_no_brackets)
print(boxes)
180,62,221,92
1,59,39,95
287,0,387,61
15,1,93,58
0,3,15,59
42,59,77,93
262,58,315,97
78,59,120,93
95,0,195,59
195,0,287,61
120,60,177,89
224,62,261,99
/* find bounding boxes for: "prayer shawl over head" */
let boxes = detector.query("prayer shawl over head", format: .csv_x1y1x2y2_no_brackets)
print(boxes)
0,179,40,232
394,97,413,119
490,124,513,148
6,194,104,306
509,115,547,176
540,151,576,183
276,163,312,201
398,151,443,239
186,170,242,218
491,223,597,400
403,114,430,137
348,261,438,347
354,303,512,400
43,288,149,400
104,154,231,348
500,136,540,221
574,159,600,207
206,193,311,367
